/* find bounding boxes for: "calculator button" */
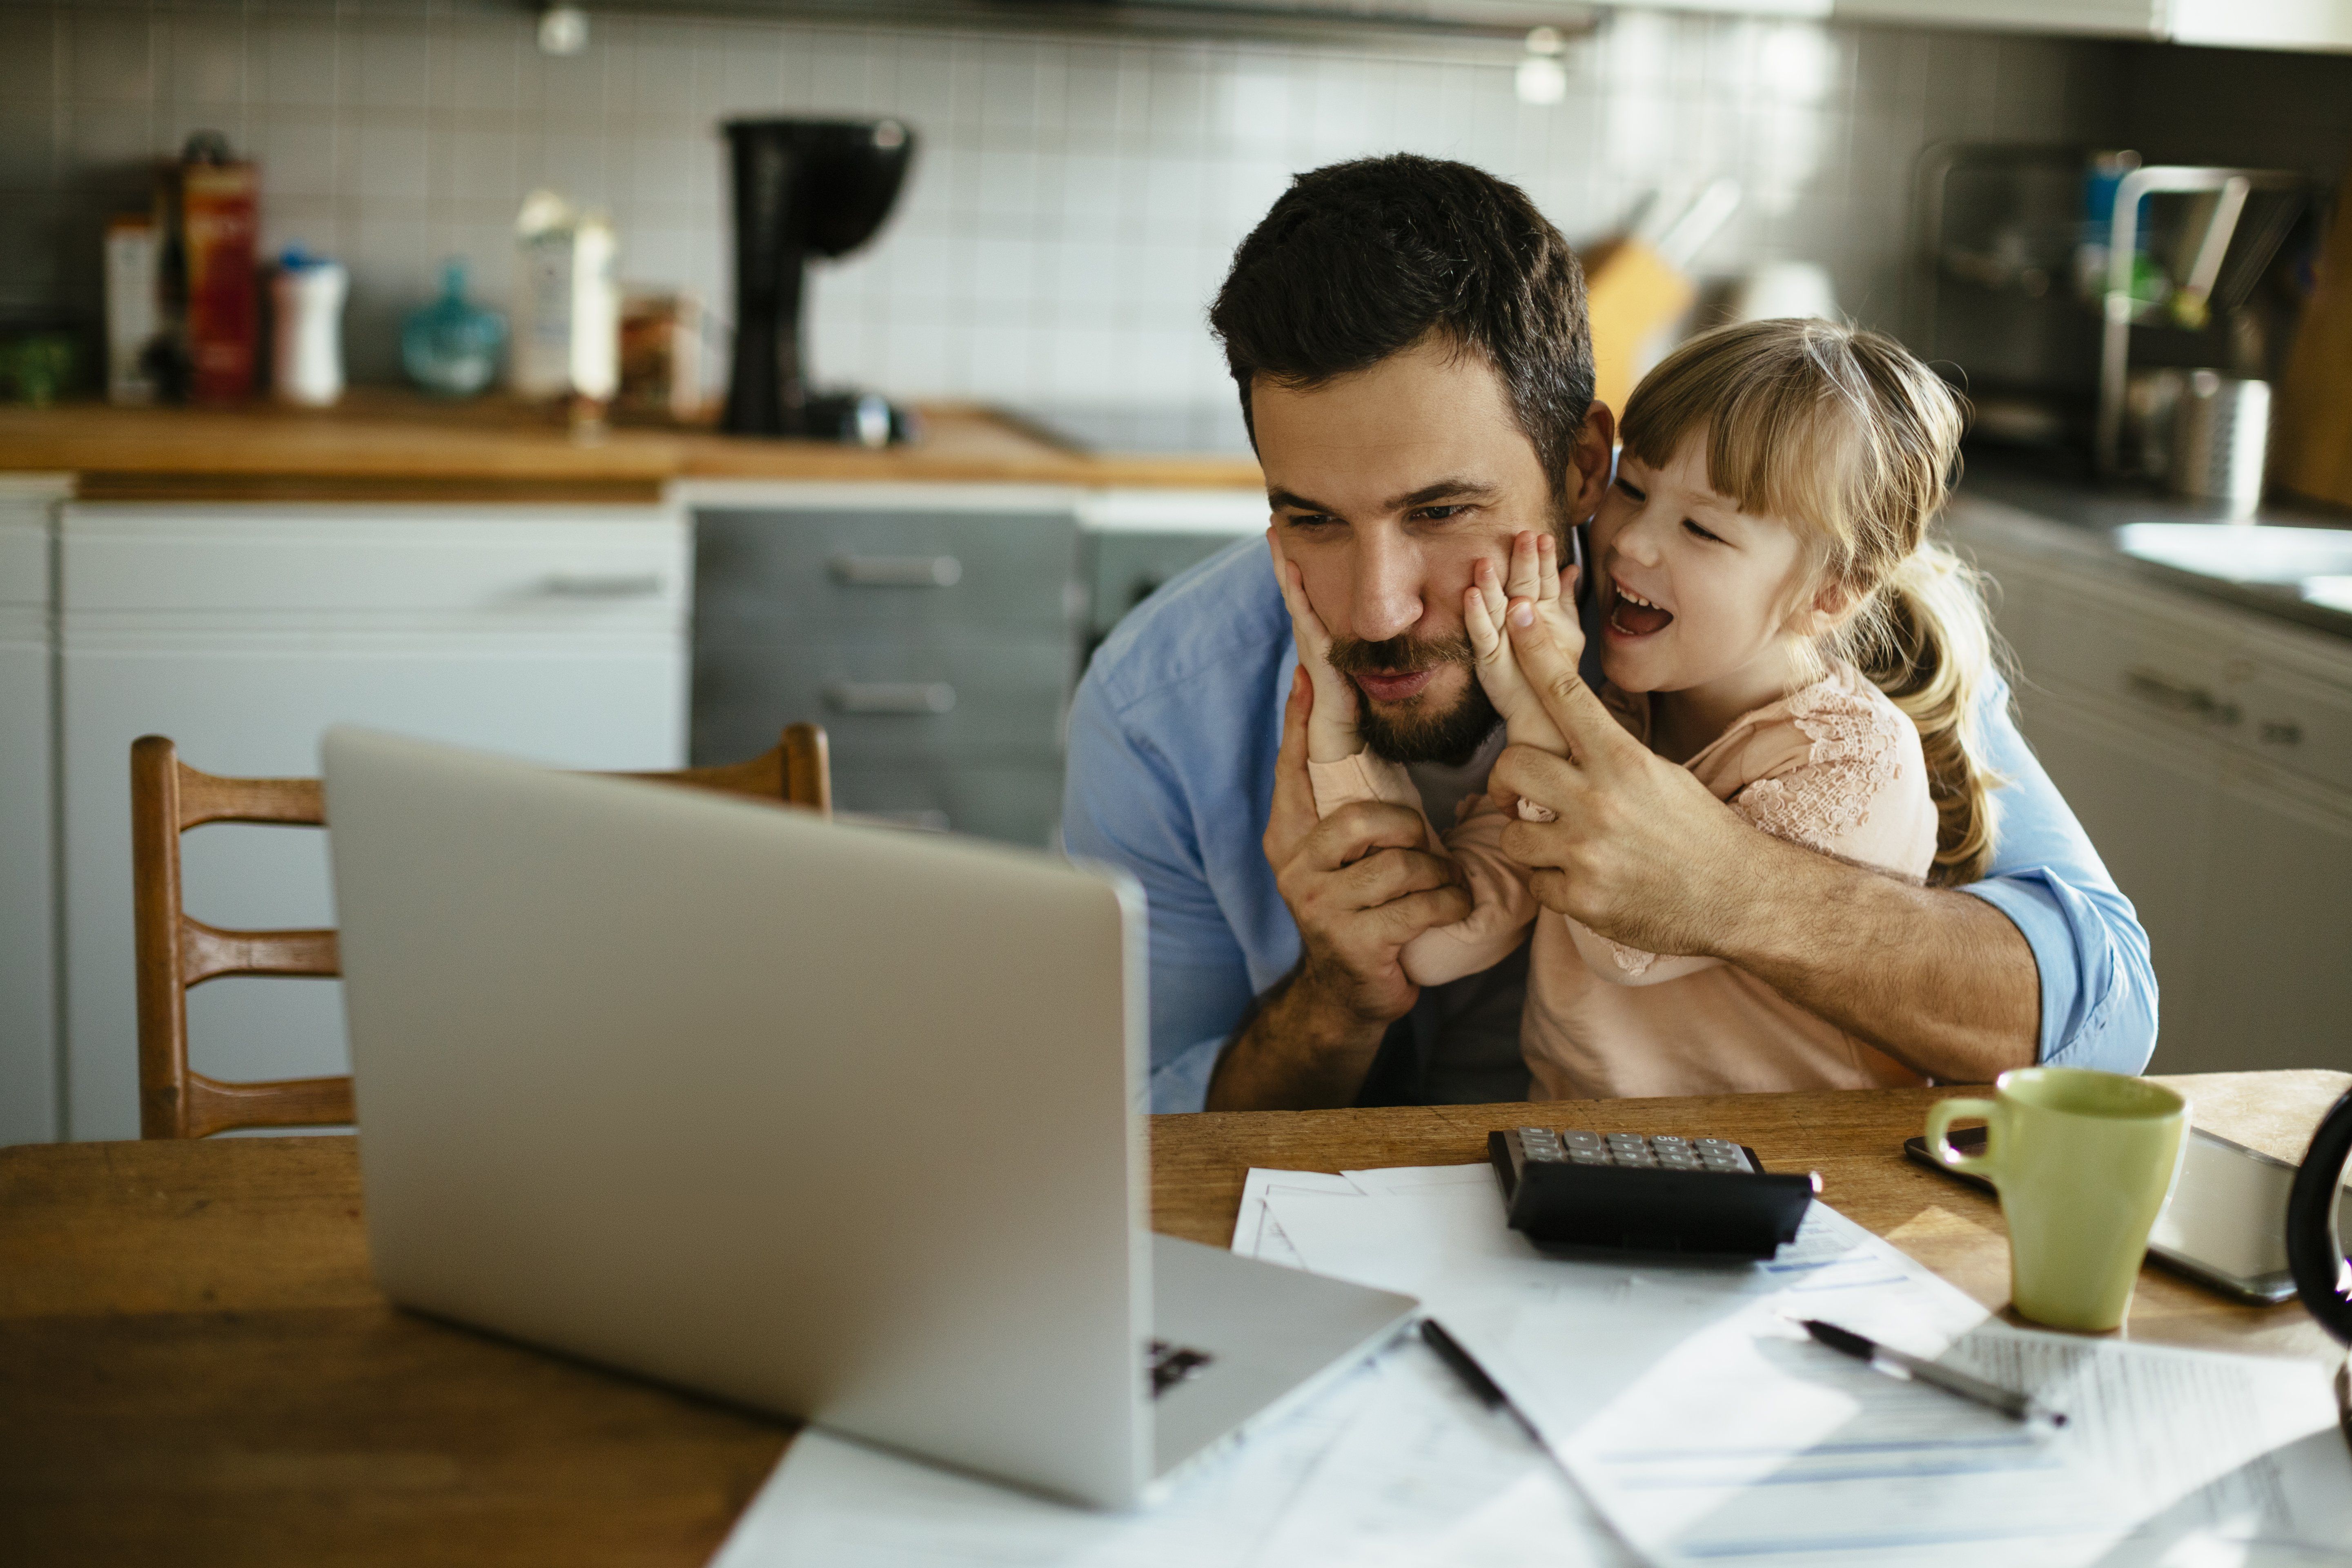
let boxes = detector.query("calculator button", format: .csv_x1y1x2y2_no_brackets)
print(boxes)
1694,1138,1733,1150
1569,1150,1610,1165
1651,1135,1688,1147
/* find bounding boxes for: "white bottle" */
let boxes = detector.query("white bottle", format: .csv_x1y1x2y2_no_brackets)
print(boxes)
270,254,347,407
512,190,619,407
104,216,159,405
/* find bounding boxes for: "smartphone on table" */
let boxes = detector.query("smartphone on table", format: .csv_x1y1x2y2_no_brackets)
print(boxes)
1903,1123,2312,1306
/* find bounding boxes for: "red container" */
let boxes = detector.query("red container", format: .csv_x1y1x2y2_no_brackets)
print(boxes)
181,159,258,403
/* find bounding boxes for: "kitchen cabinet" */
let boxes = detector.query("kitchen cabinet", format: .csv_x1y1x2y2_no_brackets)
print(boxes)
1834,0,2162,38
58,503,690,1143
0,479,63,1147
692,487,1083,844
690,484,1264,847
1951,498,2352,1074
1836,0,2352,49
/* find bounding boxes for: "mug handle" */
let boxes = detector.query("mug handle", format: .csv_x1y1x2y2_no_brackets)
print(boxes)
1924,1098,2001,1178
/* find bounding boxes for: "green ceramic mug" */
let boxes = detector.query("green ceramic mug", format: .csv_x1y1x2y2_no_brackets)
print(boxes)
1923,1067,2189,1332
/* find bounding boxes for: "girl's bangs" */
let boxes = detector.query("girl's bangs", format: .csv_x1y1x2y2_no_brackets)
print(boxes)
1620,332,1867,556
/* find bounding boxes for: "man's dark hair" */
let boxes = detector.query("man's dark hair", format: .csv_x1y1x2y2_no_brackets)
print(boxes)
1209,154,1593,497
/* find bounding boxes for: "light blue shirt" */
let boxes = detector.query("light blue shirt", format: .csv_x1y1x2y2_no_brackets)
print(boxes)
1063,536,2158,1113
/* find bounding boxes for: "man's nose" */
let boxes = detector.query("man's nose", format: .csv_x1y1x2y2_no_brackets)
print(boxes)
1347,535,1425,644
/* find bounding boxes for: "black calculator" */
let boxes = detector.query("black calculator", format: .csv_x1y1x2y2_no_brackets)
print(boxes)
1488,1127,1819,1259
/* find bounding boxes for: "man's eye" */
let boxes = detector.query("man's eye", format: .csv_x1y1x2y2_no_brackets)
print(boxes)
1682,519,1725,544
1409,504,1472,523
1286,514,1336,529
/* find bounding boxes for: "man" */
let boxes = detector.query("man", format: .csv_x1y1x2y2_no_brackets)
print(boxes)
1062,155,2156,1114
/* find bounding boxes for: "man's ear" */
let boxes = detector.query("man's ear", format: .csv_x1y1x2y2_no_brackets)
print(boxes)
1565,403,1617,524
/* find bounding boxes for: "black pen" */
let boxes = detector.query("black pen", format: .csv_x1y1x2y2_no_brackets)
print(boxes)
1797,1318,2068,1428
1420,1317,1554,1453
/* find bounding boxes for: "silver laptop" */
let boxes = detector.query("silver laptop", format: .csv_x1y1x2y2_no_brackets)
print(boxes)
321,727,1413,1510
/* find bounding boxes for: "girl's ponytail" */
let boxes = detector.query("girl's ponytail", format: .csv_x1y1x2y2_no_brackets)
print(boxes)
1854,540,2005,886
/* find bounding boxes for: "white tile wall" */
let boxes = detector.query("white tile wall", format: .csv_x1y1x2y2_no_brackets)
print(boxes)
2,0,2142,416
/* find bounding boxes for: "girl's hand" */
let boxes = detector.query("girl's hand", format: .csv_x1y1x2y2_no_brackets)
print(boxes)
1465,530,1577,755
1270,528,1362,762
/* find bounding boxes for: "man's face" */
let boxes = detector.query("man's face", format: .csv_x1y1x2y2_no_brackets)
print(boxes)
1255,334,1610,764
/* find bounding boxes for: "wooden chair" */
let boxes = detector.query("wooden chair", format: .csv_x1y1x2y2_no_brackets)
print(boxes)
130,725,833,1139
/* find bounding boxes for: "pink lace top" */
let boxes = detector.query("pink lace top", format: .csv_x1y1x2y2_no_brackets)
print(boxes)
1306,663,1941,1100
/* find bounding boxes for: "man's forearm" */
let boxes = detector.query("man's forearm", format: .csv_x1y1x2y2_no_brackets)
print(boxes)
1713,841,2040,1083
1205,966,1395,1111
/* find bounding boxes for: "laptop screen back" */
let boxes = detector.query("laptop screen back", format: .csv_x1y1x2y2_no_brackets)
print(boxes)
323,727,1153,1507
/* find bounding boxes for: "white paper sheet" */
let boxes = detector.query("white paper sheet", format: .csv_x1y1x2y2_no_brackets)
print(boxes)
1256,1163,2352,1568
707,1334,1636,1568
709,1163,2352,1568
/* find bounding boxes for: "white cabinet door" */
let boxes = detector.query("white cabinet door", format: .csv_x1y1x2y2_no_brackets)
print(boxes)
2186,764,2352,1072
59,504,690,1142
2010,686,2221,1067
0,487,60,1147
2169,0,2352,51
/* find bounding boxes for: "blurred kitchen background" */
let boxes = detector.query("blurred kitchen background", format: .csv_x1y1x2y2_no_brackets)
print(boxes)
2,2,2344,432
4,0,2351,1146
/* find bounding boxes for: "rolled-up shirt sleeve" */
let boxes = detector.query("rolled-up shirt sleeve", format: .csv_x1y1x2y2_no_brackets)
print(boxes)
1062,671,1259,1114
1960,679,2158,1073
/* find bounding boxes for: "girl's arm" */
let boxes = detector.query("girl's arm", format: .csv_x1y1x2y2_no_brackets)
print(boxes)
1570,682,1931,987
1307,758,1535,986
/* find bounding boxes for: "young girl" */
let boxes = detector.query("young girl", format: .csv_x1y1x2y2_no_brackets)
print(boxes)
1275,318,2002,1099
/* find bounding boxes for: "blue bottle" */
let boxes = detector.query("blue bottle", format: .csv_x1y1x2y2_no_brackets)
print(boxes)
402,260,506,397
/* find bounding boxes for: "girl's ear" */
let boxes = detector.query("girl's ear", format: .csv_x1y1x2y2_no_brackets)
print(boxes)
1788,576,1859,640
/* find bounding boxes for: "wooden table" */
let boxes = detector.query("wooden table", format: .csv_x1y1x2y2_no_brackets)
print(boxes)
6,1071,2345,1565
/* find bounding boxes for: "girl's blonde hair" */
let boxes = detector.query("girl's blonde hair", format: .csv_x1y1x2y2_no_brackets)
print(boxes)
1619,318,2004,885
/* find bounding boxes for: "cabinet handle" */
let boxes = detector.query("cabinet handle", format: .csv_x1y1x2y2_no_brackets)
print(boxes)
2259,719,2304,746
829,553,962,588
2123,666,2240,726
535,572,667,599
824,680,957,715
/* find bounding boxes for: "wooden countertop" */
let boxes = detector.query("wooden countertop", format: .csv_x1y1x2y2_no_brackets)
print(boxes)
0,392,1264,503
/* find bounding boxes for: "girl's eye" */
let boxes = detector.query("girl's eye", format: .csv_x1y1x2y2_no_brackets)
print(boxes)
1682,518,1726,544
1613,479,1645,503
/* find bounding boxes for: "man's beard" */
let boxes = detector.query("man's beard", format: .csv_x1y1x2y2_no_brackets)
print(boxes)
1327,631,1501,767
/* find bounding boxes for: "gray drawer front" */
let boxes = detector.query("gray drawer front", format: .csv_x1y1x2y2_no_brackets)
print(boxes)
830,761,1066,847
695,508,1079,637
1082,530,1250,639
694,635,1071,763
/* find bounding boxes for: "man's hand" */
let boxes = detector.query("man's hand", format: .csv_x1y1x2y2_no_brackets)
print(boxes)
1206,669,1474,1110
1490,594,2040,1082
1486,590,1756,955
1269,528,1361,764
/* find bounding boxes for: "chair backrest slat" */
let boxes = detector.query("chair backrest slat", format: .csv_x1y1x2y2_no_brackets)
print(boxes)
131,724,831,1138
180,920,340,987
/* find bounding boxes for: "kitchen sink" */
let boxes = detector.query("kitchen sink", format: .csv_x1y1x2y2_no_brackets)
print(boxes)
2116,522,2352,611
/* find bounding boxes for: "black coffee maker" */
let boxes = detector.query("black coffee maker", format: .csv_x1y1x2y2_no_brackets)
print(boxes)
722,118,916,445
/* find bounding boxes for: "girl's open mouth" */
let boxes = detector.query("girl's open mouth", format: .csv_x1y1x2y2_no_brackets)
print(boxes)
1608,580,1675,639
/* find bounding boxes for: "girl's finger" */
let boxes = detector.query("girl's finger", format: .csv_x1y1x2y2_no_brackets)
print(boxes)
1473,556,1510,624
1506,530,1542,601
1464,584,1501,659
1536,533,1560,604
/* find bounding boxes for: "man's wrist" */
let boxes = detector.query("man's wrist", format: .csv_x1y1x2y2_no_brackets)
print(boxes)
1207,960,1398,1110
